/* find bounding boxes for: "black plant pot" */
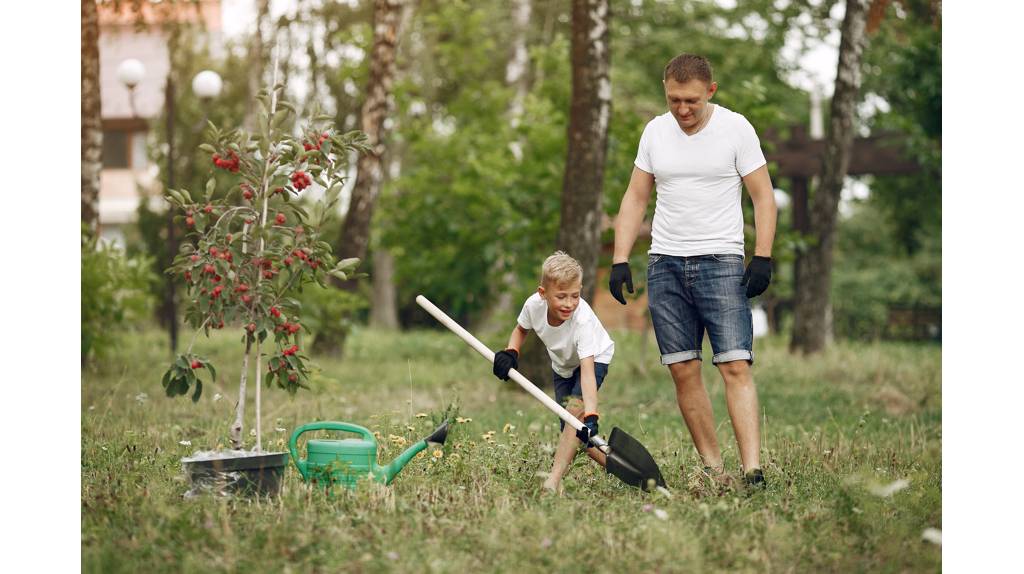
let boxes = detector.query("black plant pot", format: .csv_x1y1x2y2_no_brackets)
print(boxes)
181,451,289,498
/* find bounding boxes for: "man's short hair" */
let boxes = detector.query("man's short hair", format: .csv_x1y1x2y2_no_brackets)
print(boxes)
541,251,583,288
663,53,714,85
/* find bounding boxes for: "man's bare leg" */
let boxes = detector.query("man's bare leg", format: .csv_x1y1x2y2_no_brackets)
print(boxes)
716,360,761,472
668,359,723,471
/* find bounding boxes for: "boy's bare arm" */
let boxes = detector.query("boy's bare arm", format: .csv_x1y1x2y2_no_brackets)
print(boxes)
578,356,598,416
506,324,529,353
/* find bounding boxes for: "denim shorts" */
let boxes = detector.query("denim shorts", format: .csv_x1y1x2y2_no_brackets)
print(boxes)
553,362,608,430
646,254,753,365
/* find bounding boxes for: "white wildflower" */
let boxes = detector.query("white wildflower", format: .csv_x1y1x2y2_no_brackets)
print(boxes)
921,528,941,545
869,478,910,497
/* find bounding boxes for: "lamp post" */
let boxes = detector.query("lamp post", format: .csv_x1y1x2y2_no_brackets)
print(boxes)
117,59,145,118
119,61,222,353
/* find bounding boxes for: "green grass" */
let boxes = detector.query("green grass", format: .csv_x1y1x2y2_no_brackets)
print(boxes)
82,326,941,573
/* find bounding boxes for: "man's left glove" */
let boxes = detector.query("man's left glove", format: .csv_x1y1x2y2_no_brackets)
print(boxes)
575,414,599,446
742,256,772,298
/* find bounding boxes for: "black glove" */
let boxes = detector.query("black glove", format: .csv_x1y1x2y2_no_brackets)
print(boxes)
742,256,773,298
575,414,599,446
492,349,519,381
608,263,634,305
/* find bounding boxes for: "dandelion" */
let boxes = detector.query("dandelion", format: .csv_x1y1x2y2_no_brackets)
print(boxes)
869,478,910,497
448,453,461,462
432,449,443,459
250,429,257,437
179,440,192,446
415,413,428,418
502,423,515,433
406,425,416,432
921,528,942,545
456,417,473,424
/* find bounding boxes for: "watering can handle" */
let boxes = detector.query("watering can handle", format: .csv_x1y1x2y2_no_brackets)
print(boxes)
288,421,377,479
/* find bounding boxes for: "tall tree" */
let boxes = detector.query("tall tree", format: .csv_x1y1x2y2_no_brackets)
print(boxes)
790,0,871,354
557,0,611,302
334,0,408,284
82,0,102,233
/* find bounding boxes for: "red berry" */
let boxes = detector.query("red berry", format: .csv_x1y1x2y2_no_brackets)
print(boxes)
275,213,286,225
184,271,192,281
288,323,300,334
243,190,253,201
186,216,195,226
203,204,213,214
191,360,202,369
288,373,298,383
203,264,215,274
241,294,253,304
226,234,233,242
247,322,256,333
283,256,293,266
190,254,200,263
270,307,281,318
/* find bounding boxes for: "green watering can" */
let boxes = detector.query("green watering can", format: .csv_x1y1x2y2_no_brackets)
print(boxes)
289,420,449,488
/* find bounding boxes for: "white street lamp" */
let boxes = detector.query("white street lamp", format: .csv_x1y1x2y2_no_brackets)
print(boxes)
117,59,146,117
192,70,223,101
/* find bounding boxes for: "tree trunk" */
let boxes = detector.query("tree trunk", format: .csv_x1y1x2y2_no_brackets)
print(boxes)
244,0,270,131
334,0,407,285
81,0,102,233
478,0,533,334
556,0,611,303
370,248,400,329
790,0,870,354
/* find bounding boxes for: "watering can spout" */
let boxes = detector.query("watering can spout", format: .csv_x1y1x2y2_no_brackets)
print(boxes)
378,420,450,484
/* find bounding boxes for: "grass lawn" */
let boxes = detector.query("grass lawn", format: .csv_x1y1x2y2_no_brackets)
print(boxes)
82,325,941,573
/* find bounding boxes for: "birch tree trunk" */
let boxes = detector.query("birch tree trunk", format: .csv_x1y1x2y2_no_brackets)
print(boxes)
334,0,407,282
478,0,533,334
790,0,870,354
556,0,611,303
82,0,102,233
244,0,270,131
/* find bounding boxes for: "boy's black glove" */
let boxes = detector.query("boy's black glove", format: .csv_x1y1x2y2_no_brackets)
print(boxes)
576,414,599,446
492,349,519,381
742,256,773,298
609,262,634,305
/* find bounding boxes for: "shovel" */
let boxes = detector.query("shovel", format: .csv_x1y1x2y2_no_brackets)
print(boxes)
416,295,667,491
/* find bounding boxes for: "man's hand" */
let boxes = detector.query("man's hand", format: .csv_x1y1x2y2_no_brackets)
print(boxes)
742,256,772,298
492,349,519,381
575,414,599,446
608,263,634,305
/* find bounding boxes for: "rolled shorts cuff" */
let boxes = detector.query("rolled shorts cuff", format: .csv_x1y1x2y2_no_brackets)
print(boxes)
712,350,753,364
661,350,702,365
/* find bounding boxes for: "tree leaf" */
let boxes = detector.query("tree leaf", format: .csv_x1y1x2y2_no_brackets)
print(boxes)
191,380,203,403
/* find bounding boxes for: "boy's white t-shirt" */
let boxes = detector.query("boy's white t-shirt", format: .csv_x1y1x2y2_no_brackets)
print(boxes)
634,106,767,257
517,293,615,378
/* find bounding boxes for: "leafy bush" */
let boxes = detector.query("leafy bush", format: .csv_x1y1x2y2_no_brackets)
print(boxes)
300,285,368,355
81,228,157,365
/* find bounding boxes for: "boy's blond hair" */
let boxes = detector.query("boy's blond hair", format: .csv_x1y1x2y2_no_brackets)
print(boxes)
541,251,583,288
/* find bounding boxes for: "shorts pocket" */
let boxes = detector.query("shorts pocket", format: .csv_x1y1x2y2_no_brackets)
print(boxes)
711,254,743,264
648,254,665,267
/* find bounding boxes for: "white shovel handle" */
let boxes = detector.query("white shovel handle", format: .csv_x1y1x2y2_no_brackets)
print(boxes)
416,295,591,435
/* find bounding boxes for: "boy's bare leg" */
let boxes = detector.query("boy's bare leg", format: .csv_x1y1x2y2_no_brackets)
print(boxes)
668,359,724,471
717,360,761,472
543,400,607,492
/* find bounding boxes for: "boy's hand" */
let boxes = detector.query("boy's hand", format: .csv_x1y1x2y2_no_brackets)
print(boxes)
609,263,634,305
575,414,599,446
741,256,772,298
492,349,519,381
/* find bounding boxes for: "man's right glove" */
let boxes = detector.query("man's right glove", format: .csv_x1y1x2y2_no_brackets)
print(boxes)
608,262,634,305
492,349,519,381
576,414,599,446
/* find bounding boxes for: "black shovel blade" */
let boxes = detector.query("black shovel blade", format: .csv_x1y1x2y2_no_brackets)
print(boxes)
604,427,667,491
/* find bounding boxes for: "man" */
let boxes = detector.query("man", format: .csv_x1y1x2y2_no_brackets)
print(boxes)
608,53,777,489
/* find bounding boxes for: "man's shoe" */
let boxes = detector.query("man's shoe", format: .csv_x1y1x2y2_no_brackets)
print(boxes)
744,468,766,490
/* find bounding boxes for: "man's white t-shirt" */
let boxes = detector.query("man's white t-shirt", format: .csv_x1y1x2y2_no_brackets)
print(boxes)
634,106,767,257
517,293,615,378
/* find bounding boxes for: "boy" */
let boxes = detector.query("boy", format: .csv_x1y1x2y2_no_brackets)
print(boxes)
491,251,615,493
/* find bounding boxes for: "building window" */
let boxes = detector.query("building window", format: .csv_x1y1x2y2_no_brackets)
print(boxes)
102,128,149,169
